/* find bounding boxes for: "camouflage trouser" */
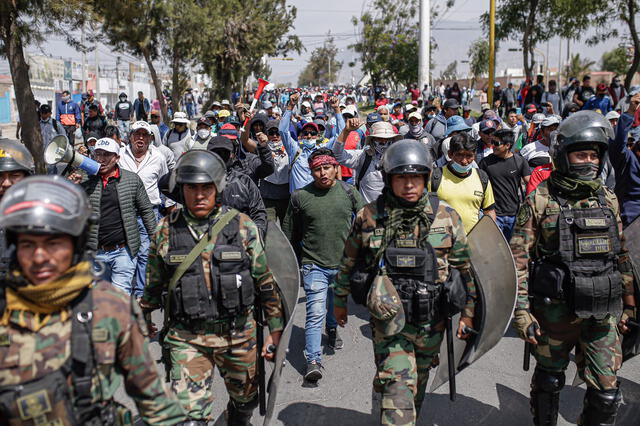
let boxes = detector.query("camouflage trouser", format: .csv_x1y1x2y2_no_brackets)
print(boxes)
532,299,622,390
372,320,444,426
166,321,258,420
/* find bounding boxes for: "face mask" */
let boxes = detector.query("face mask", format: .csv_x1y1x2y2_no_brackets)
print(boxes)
197,129,211,139
450,160,473,174
568,162,599,180
374,141,388,156
302,138,316,149
409,124,422,133
62,95,70,102
427,113,435,119
119,97,126,102
268,140,283,150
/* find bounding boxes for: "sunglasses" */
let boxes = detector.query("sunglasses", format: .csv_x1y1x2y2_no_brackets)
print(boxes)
267,129,279,136
302,130,318,137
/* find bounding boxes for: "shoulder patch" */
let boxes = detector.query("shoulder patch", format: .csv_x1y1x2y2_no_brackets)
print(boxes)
517,204,532,226
92,327,109,342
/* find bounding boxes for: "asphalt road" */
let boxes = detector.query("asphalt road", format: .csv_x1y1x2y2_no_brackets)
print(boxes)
117,297,640,426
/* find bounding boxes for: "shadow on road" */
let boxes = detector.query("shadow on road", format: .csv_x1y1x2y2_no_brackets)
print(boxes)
278,402,376,426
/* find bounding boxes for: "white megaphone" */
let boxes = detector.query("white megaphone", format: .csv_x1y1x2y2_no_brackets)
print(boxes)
45,134,100,175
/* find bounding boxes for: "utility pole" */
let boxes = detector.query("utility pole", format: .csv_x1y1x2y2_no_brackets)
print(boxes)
116,56,121,89
81,25,86,93
488,0,496,105
418,0,430,94
558,38,563,85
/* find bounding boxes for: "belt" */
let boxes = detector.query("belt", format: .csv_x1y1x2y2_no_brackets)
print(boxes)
180,311,251,335
99,242,126,252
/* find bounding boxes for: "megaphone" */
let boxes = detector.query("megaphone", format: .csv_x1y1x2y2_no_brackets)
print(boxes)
243,78,270,127
45,134,100,175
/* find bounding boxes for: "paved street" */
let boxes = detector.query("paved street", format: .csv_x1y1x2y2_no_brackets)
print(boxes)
119,296,640,425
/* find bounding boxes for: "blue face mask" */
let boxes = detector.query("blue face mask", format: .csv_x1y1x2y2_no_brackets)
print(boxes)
301,138,316,149
450,160,473,174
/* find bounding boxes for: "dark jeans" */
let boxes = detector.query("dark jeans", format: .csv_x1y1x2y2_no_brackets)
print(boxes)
264,197,290,225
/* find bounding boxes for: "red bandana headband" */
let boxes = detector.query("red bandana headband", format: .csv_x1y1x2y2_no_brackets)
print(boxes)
309,154,339,169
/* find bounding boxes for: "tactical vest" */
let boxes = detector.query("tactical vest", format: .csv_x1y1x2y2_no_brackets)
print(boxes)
165,212,254,326
381,195,442,324
0,287,131,425
554,191,623,319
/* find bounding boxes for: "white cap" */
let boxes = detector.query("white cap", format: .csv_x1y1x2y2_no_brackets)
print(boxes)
405,103,417,112
541,115,560,127
532,113,546,125
301,101,312,108
131,120,153,134
605,111,620,120
342,104,358,117
221,99,231,105
94,137,120,154
408,111,423,121
171,112,190,124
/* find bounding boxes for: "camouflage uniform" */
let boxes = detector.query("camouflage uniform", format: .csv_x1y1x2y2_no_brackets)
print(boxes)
333,197,476,425
511,181,634,390
0,280,186,425
142,207,284,421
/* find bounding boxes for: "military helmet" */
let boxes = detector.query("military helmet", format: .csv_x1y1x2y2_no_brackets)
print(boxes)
0,138,35,174
174,149,227,192
0,175,92,237
553,110,613,177
381,139,433,186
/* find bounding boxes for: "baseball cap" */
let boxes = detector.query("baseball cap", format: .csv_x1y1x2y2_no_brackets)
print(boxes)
313,119,326,130
405,103,417,113
217,110,231,119
481,103,491,111
39,104,52,114
342,104,358,117
541,115,561,127
219,123,239,140
367,275,405,336
605,111,620,120
443,98,460,109
131,120,152,134
263,100,273,109
265,120,279,131
204,110,217,119
211,101,222,107
367,112,382,124
221,99,231,106
532,113,546,125
479,118,498,133
463,105,472,112
301,122,320,133
408,111,423,121
301,101,312,108
596,83,607,92
628,126,640,142
197,117,211,127
150,109,161,117
94,137,120,154
526,104,538,114
207,135,234,152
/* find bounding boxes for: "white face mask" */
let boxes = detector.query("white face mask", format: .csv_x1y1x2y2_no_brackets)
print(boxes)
197,129,211,139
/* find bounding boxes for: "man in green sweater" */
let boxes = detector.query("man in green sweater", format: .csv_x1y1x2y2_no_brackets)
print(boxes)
283,148,364,382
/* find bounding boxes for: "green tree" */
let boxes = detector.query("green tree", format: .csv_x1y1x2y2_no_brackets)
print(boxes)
578,0,640,89
297,36,342,87
351,0,453,89
468,39,489,88
94,0,170,119
0,0,87,172
440,61,458,81
601,47,630,76
564,53,595,81
197,0,301,100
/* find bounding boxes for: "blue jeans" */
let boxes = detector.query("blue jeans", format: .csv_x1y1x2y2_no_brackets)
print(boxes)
134,208,160,298
94,246,137,295
302,264,338,363
496,215,517,242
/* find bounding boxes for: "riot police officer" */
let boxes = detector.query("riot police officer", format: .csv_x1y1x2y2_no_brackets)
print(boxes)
511,110,636,426
0,175,186,424
141,149,285,425
0,138,34,280
332,139,476,425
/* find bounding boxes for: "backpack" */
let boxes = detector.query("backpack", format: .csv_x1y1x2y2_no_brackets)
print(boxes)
355,153,373,190
430,166,490,205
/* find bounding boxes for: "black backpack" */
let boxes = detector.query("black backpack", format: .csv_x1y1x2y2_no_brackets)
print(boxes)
430,166,490,205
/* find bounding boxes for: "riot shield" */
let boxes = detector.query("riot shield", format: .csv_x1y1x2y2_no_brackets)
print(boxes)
431,215,518,392
262,220,300,426
621,217,640,362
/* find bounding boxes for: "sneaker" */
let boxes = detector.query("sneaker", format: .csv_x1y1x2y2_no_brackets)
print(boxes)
304,361,323,382
327,328,344,350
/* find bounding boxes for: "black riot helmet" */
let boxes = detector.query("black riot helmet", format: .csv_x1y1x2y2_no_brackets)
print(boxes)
381,139,434,186
174,149,227,192
0,138,35,174
553,110,613,178
0,175,93,262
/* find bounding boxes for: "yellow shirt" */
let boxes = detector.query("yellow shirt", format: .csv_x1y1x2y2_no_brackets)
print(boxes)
433,166,495,233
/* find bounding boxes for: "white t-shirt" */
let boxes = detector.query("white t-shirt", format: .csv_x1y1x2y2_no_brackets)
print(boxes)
520,140,550,162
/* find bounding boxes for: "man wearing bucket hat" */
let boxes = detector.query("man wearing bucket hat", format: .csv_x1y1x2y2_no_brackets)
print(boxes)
333,119,401,203
163,111,193,158
332,139,476,425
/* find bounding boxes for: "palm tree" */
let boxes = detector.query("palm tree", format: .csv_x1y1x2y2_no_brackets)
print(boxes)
564,54,596,81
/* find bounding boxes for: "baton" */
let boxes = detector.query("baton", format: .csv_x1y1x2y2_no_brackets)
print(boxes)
523,323,538,371
445,314,456,401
